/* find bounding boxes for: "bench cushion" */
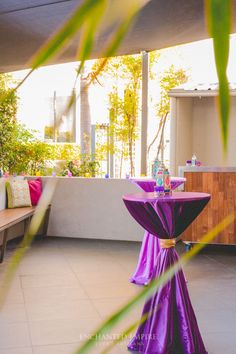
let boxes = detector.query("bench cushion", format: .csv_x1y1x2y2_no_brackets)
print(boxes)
6,180,32,208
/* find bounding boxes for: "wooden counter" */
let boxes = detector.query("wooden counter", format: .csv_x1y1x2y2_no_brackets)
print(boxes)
180,169,236,245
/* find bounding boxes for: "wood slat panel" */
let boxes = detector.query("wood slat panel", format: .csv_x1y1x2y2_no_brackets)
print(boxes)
182,172,236,245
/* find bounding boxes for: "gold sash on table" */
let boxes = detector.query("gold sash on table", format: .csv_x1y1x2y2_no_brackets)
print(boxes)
159,238,176,248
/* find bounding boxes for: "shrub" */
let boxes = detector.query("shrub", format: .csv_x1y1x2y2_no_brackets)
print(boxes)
60,156,100,177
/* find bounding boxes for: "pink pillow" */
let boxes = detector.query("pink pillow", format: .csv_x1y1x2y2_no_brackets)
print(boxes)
27,178,42,206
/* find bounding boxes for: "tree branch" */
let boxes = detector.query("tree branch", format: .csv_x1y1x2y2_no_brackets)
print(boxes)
157,112,168,159
147,112,168,156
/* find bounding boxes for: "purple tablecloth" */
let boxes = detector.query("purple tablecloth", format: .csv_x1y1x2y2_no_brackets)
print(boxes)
131,177,186,193
123,192,210,354
130,177,186,285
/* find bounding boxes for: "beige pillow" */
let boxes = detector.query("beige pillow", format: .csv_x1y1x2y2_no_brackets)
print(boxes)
6,180,32,208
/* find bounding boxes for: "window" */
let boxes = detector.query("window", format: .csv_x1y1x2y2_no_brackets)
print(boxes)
44,91,76,143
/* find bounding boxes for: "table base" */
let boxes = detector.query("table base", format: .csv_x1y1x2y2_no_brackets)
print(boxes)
128,248,207,354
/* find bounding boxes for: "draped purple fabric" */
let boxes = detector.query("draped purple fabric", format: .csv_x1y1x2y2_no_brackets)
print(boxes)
130,230,160,285
130,178,185,285
123,192,210,354
123,192,209,239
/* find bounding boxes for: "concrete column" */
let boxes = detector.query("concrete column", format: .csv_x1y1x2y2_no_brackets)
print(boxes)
169,97,177,175
80,76,91,155
53,91,57,142
108,125,114,178
141,51,149,176
91,124,96,159
71,88,76,143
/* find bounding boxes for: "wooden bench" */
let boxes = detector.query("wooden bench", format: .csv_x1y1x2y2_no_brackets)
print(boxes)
0,206,50,263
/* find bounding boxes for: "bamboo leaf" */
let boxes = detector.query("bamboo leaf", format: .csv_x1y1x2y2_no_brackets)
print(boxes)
54,0,108,130
31,0,149,71
56,3,144,134
76,0,108,75
0,0,102,97
73,213,234,354
103,11,139,58
5,0,149,131
206,0,232,152
30,0,101,70
100,303,160,354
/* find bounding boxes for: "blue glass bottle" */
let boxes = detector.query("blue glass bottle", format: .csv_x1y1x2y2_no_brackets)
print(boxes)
151,157,160,179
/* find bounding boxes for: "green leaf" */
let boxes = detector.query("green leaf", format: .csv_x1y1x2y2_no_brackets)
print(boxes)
30,0,101,70
206,0,232,152
56,3,144,139
76,0,108,75
55,0,108,130
30,0,148,71
103,12,138,58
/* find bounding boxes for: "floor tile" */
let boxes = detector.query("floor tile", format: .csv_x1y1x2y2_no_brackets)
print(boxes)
0,322,31,349
33,341,121,354
92,297,144,319
25,299,99,321
0,273,21,287
0,303,27,324
1,237,236,353
203,331,236,354
20,273,79,288
68,258,125,275
197,308,236,333
29,317,101,346
33,343,79,354
83,281,141,300
0,348,33,354
75,268,128,285
0,284,24,305
23,285,87,303
19,259,71,276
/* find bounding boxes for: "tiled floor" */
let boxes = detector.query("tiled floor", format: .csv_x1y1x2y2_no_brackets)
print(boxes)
0,237,236,354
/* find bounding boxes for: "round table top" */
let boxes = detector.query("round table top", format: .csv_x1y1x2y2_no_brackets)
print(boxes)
123,191,211,203
123,192,211,239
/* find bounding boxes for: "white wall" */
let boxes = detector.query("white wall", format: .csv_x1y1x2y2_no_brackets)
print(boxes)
0,177,144,243
170,97,193,175
46,178,143,242
170,95,236,173
192,96,236,166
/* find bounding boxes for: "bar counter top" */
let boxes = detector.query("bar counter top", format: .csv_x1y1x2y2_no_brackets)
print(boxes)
178,166,236,176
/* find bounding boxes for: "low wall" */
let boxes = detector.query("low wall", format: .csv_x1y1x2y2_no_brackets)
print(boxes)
45,177,143,242
0,177,144,242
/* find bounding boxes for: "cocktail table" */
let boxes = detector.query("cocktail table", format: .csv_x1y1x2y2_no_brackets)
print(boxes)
123,191,210,354
130,177,186,285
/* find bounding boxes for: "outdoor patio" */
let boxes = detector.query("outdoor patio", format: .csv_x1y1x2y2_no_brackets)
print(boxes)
1,1,236,353
0,237,235,354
